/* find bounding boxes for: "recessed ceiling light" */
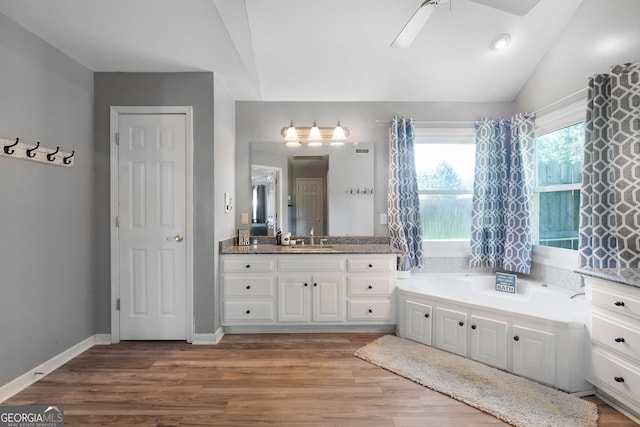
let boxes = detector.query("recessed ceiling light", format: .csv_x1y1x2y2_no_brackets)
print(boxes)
490,33,511,51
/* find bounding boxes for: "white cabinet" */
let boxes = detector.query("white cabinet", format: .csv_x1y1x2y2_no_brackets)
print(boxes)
278,273,345,322
470,314,508,370
512,324,556,385
404,300,432,345
435,306,467,356
584,275,640,422
220,253,396,331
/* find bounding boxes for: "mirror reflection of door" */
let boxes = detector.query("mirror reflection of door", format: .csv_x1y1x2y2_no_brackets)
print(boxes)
296,178,324,236
251,165,282,236
289,155,328,235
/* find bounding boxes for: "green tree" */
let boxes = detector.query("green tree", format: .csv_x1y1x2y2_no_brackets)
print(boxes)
418,161,465,190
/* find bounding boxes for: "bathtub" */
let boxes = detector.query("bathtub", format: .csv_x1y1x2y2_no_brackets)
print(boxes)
396,273,591,393
397,273,586,325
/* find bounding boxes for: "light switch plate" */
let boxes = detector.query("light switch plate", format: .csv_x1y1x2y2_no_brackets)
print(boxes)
240,213,249,225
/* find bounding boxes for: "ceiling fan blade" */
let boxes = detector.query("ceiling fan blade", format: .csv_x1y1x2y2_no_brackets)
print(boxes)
391,0,439,48
467,0,541,16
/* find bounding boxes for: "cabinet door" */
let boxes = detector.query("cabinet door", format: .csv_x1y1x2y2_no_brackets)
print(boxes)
512,324,556,386
435,307,467,356
469,315,508,370
312,274,345,322
278,275,311,322
405,300,432,345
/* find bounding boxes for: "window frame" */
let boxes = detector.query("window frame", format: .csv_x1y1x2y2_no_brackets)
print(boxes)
532,99,586,268
413,127,476,255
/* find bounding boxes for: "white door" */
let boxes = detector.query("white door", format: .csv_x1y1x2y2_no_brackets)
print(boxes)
296,178,324,235
512,325,556,385
117,113,188,340
435,307,468,356
469,315,508,369
405,301,432,345
278,275,311,322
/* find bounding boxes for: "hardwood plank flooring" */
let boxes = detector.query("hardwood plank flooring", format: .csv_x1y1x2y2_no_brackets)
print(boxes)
3,333,637,426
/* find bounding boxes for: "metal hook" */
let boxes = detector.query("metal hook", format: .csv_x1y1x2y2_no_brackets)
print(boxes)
3,138,19,155
26,141,40,158
47,146,60,162
63,150,75,165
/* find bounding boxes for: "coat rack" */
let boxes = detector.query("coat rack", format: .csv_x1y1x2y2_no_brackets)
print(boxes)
1,136,74,167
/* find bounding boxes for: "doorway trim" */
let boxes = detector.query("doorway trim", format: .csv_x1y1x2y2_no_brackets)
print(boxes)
109,106,194,343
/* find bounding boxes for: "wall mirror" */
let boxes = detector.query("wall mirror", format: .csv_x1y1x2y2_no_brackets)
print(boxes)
250,142,375,236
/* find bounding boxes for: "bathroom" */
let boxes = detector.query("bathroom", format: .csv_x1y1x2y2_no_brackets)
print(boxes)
1,0,640,423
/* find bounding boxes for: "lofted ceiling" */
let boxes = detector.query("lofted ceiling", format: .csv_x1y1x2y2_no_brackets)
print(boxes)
0,0,586,102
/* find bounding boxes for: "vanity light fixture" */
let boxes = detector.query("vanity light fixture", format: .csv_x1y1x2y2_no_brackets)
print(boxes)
280,121,350,144
490,33,511,51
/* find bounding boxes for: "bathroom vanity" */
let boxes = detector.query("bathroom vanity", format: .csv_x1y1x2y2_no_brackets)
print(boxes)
577,268,640,423
219,238,399,333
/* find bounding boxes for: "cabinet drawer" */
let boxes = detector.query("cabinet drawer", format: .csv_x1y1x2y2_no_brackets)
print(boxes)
348,258,395,272
348,276,393,296
592,285,640,319
279,258,345,272
591,347,640,404
592,314,640,360
348,299,393,321
222,258,275,273
223,301,276,322
223,276,275,298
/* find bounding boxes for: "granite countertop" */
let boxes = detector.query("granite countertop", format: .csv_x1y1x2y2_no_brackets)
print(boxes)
575,267,640,289
219,236,401,255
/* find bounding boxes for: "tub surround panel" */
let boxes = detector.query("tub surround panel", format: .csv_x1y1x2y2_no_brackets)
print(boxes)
396,273,591,393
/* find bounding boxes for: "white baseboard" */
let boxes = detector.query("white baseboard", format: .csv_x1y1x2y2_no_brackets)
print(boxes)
192,328,224,345
0,335,97,403
94,334,112,345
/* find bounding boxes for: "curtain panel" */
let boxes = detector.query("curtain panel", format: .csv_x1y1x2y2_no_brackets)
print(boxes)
469,113,536,274
388,117,424,271
579,63,640,268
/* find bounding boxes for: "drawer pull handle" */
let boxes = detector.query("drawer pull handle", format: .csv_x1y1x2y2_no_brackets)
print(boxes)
368,264,373,268
368,309,373,314
614,337,625,343
246,285,251,290
614,376,625,383
614,301,625,307
314,283,318,287
458,321,464,327
513,336,520,341
471,324,477,330
304,283,308,287
245,310,251,314
368,285,373,289
245,264,251,269
424,313,430,318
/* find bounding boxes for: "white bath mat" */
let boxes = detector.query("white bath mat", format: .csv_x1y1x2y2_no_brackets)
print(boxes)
354,335,598,427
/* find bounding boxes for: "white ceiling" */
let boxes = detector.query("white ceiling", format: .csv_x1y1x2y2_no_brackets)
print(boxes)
0,0,585,102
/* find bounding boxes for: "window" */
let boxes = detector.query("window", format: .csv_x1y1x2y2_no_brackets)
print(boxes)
534,122,584,250
414,129,475,241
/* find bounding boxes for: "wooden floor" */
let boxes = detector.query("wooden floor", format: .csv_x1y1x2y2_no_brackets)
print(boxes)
4,333,637,426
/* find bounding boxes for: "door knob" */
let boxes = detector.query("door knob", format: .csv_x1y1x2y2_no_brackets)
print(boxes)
166,235,184,242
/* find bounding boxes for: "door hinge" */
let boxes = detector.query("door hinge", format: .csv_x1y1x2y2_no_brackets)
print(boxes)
115,133,119,145
116,298,120,311
115,216,120,228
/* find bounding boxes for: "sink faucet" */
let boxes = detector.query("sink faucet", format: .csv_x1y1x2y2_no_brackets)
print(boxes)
310,227,314,246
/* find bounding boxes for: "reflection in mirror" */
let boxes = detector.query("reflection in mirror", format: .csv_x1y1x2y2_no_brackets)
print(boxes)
251,164,282,236
250,142,375,236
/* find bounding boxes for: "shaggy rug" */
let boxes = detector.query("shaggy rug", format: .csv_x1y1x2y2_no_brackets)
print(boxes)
354,335,598,427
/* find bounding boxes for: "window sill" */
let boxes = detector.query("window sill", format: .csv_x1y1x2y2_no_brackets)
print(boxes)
421,241,579,271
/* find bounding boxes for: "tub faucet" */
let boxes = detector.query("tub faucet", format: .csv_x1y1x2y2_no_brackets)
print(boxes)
309,227,314,246
570,292,585,299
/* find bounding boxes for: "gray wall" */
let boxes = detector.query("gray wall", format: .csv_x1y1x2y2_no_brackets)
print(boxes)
0,13,94,386
235,101,515,237
516,0,640,111
93,73,217,334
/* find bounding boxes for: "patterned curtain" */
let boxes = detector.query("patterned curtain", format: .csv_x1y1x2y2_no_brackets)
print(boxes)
579,63,640,268
469,113,536,274
388,117,424,271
